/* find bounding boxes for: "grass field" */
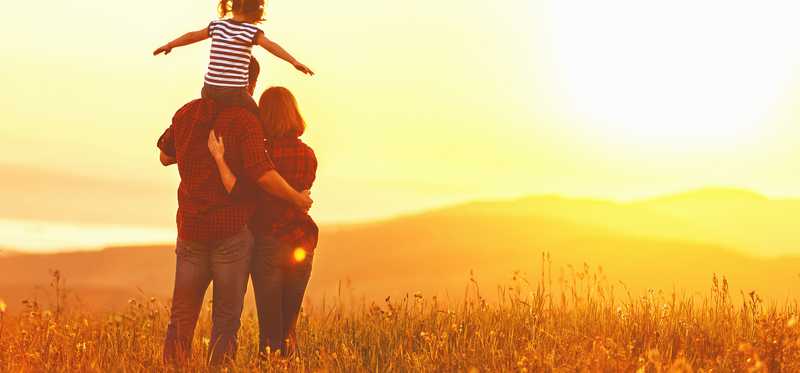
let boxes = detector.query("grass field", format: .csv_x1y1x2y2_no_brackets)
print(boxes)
1,263,798,372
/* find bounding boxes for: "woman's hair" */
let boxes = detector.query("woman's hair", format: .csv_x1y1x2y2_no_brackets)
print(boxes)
259,87,306,139
218,0,265,24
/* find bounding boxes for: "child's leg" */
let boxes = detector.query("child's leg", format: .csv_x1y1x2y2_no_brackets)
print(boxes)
202,84,260,117
202,84,240,106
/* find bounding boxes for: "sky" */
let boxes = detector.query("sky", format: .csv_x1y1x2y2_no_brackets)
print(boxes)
1,0,800,251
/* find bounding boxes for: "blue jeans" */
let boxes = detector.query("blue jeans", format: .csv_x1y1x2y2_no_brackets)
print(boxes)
250,236,314,355
163,227,253,365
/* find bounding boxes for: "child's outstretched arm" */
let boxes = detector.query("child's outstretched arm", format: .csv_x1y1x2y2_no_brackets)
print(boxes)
255,32,314,75
153,27,210,56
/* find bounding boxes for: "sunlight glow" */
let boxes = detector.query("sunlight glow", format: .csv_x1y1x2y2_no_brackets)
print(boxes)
293,248,308,263
546,0,800,150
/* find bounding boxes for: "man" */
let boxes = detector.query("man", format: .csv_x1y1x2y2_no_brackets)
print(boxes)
157,57,311,365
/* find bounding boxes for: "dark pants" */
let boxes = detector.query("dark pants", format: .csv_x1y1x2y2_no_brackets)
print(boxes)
201,83,260,117
250,236,314,355
163,227,253,366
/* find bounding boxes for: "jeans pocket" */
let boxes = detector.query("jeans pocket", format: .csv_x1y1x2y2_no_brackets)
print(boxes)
216,228,254,263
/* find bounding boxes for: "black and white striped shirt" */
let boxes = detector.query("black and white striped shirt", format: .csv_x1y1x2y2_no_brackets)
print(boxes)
205,19,262,88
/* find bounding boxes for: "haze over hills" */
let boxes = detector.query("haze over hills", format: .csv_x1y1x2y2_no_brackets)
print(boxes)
634,188,800,256
459,187,800,257
1,188,799,312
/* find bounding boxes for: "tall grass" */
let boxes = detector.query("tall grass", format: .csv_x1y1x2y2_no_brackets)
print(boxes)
1,256,798,372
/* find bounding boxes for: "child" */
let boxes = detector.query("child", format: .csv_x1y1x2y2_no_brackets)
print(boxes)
153,0,313,110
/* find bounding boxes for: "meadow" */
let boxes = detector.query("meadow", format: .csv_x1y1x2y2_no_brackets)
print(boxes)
1,260,798,372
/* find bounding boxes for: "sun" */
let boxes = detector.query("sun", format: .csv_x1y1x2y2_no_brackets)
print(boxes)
544,0,799,151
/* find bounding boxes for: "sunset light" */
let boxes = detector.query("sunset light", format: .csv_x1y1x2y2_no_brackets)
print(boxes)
2,0,800,370
545,0,800,151
293,248,307,263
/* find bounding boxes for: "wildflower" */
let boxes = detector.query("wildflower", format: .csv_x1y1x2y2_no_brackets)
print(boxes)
788,316,798,328
0,299,6,313
203,337,211,347
738,343,753,353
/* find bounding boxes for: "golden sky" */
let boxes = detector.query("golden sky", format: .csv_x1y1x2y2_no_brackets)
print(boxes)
2,0,800,234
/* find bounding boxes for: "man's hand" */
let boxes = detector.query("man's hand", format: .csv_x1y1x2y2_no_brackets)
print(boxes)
153,44,173,56
208,130,225,160
160,151,176,166
256,172,312,210
295,190,313,212
293,62,314,76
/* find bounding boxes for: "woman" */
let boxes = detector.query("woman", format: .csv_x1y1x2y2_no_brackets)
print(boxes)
207,86,318,356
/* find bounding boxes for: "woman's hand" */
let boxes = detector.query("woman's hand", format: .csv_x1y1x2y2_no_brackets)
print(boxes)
208,130,225,160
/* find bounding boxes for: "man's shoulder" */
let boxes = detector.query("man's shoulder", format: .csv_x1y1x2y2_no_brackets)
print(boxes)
217,106,261,133
173,98,216,126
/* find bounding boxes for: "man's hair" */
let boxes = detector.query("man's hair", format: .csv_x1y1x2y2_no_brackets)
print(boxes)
249,57,260,86
218,0,265,24
258,87,306,139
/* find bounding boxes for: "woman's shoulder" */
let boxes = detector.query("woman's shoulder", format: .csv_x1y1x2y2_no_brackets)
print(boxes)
271,137,317,164
273,136,314,151
296,139,317,163
296,138,315,154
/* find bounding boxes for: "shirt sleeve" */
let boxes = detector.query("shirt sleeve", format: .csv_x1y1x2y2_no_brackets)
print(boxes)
228,179,259,202
157,125,175,157
300,146,318,190
253,29,263,45
237,112,275,182
159,100,200,157
207,21,215,37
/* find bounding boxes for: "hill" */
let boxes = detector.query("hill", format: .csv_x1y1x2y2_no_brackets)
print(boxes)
633,188,800,256
1,189,799,312
449,188,800,257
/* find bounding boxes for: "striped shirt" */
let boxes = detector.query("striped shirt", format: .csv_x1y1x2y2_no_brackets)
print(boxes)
205,19,262,88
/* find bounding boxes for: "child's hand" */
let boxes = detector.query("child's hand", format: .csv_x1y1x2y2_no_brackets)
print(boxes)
153,45,173,56
293,62,314,76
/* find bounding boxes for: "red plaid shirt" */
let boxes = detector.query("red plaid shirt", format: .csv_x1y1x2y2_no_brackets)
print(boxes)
158,99,274,242
233,136,318,251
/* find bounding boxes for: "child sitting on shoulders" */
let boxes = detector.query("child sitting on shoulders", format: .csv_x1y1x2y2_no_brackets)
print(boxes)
154,0,313,111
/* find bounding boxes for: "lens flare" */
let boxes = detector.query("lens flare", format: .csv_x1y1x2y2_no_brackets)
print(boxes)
293,248,307,263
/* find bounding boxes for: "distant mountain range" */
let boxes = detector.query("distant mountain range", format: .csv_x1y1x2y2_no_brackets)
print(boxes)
0,188,798,312
461,187,800,257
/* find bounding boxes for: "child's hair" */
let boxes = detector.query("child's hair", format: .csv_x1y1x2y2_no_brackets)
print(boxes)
259,87,306,139
218,0,265,24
